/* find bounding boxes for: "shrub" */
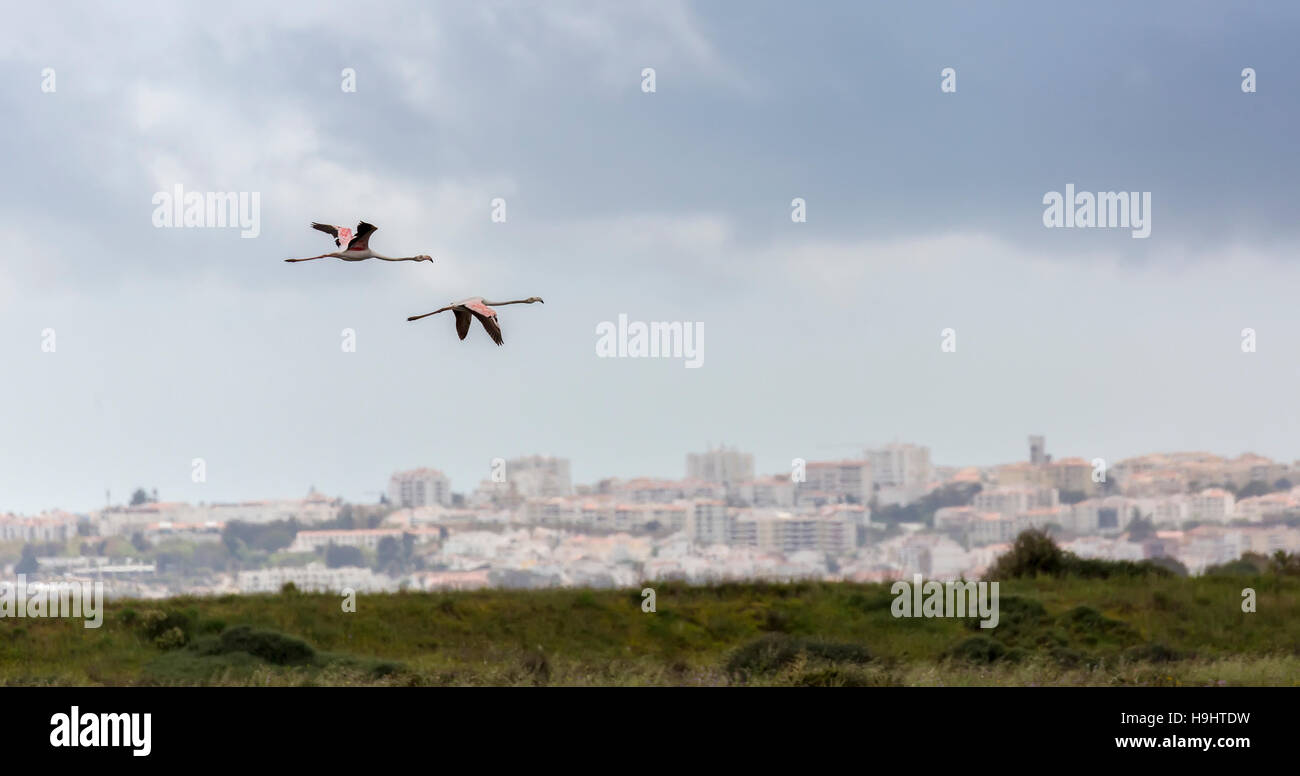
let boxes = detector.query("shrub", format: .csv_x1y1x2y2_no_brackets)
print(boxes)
1123,642,1185,664
1056,606,1138,647
986,529,1173,581
725,634,871,679
213,626,315,665
944,636,1007,664
135,608,196,643
521,649,551,684
154,626,188,650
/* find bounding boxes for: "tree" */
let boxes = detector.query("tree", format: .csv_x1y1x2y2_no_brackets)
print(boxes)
376,536,401,570
1147,556,1189,577
325,543,364,568
15,545,39,575
1236,480,1273,500
1127,515,1156,542
130,488,150,506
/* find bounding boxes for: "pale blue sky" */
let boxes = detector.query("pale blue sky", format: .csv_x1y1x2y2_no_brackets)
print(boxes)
2,1,1299,513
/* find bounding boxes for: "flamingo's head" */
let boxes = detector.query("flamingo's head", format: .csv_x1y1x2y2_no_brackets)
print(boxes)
528,296,544,304
419,255,434,262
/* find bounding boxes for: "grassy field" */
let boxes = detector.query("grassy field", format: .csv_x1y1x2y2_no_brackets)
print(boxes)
1,576,1298,686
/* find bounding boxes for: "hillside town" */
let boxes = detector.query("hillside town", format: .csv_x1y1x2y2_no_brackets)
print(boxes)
4,438,1300,599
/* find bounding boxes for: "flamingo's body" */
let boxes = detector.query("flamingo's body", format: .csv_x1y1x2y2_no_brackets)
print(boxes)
407,296,544,346
285,221,432,263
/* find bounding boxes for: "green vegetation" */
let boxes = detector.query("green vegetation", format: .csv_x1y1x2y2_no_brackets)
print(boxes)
2,530,1296,686
984,529,1176,580
1,570,1297,686
1205,550,1300,577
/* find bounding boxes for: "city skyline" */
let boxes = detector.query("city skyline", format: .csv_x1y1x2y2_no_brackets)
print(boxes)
6,437,1297,516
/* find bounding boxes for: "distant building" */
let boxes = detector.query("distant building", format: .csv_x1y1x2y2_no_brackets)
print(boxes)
866,443,931,504
738,476,796,507
507,455,572,497
973,487,1059,517
731,510,855,555
796,460,871,505
1029,435,1048,465
1190,488,1236,523
288,528,441,553
687,445,754,485
238,564,397,593
688,499,731,545
388,468,452,508
0,512,80,543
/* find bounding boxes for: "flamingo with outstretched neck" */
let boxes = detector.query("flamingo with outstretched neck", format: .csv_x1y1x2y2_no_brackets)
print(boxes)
285,221,432,263
407,297,544,346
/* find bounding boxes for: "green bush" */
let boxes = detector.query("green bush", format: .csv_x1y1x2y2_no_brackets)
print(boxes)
986,529,1173,581
945,636,1006,664
136,608,196,643
209,626,316,665
725,633,871,679
154,627,188,650
1123,643,1185,664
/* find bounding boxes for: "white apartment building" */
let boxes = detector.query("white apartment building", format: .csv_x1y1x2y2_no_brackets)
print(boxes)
0,513,80,542
686,445,755,485
867,443,931,504
1190,488,1236,523
507,455,573,497
388,468,452,508
98,492,342,534
738,476,796,508
797,460,871,505
972,487,1059,518
237,563,398,593
731,510,854,555
967,513,1020,546
688,499,731,545
520,497,579,526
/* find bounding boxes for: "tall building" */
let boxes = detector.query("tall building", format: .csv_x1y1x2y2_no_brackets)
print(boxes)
686,444,754,485
866,443,931,503
688,499,732,545
507,455,573,497
1029,435,1048,465
388,468,452,508
796,460,872,505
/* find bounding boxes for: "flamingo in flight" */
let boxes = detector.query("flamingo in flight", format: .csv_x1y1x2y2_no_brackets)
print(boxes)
285,221,432,263
407,297,544,346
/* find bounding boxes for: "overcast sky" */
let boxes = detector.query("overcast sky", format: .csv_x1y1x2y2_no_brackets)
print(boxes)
2,1,1299,514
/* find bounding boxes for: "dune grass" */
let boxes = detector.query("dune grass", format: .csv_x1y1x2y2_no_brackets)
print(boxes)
0,576,1296,686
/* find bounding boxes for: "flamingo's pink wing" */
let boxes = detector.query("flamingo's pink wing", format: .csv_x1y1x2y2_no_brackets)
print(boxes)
465,300,495,317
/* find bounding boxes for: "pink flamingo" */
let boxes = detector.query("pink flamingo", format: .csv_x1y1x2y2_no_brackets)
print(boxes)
407,297,544,346
285,221,432,263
